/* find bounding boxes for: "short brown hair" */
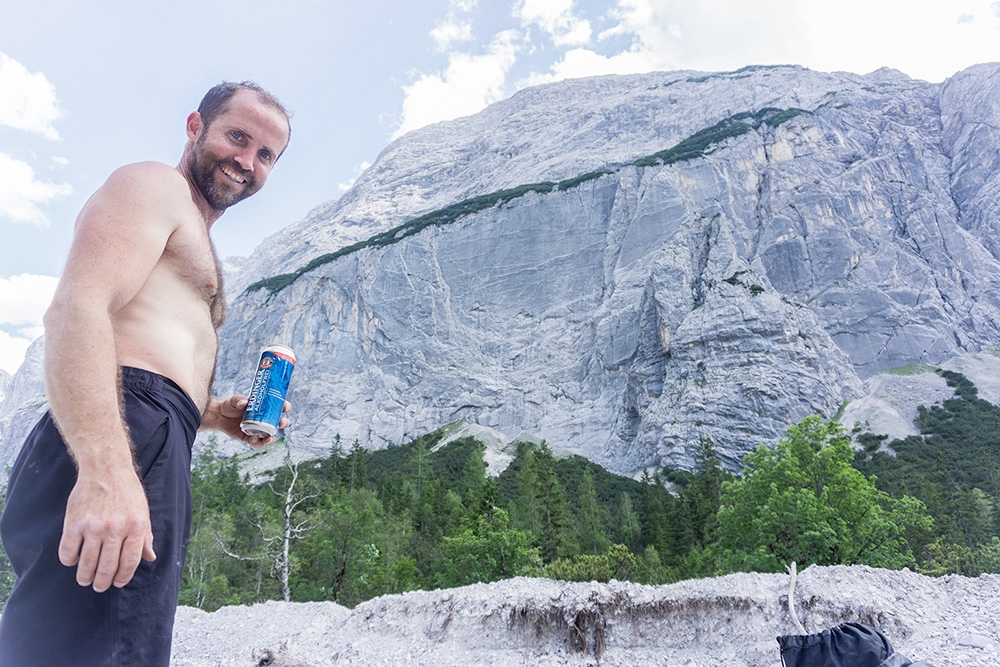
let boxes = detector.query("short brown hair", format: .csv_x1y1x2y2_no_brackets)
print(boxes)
198,81,291,152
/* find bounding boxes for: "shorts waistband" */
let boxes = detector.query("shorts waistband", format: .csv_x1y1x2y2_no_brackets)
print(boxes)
120,366,201,428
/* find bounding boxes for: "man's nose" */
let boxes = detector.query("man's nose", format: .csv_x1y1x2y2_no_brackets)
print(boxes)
234,149,255,171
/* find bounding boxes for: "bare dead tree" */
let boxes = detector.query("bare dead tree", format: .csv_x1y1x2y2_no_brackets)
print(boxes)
217,447,318,603
263,447,319,602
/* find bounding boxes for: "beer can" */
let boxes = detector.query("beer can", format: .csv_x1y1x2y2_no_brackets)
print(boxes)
240,344,296,438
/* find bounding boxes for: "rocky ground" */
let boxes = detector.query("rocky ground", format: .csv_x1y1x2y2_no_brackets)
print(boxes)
171,565,999,666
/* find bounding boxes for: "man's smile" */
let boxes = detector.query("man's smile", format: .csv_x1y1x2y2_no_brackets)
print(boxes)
220,164,247,184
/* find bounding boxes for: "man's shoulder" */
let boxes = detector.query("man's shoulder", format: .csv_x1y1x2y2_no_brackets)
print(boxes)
89,162,195,219
76,162,198,237
104,161,187,193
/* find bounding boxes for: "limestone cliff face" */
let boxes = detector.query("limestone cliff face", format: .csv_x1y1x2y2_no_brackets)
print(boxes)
3,63,1000,473
211,62,1000,473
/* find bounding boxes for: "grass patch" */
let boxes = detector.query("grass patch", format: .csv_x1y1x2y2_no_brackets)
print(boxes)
245,181,557,295
885,363,939,376
631,107,807,168
557,170,615,191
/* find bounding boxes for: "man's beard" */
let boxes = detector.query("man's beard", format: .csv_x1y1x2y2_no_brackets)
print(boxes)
187,135,260,211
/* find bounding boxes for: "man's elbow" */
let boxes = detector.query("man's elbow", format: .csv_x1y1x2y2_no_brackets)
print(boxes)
42,293,105,335
42,297,64,335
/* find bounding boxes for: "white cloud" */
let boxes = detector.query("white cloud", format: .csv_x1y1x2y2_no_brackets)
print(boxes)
797,0,1000,82
394,30,520,139
0,152,73,225
0,274,58,326
598,0,650,39
611,0,806,73
431,20,474,51
540,0,1000,86
52,156,69,167
0,53,62,141
432,0,479,51
516,0,592,47
521,0,675,87
0,273,58,375
337,161,372,193
521,46,663,87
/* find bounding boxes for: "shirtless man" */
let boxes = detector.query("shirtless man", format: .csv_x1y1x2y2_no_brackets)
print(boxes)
0,81,292,666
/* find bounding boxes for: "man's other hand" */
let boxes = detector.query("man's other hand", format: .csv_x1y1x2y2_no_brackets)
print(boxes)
58,468,156,592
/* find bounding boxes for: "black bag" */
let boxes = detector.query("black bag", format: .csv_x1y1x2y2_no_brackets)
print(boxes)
777,622,935,667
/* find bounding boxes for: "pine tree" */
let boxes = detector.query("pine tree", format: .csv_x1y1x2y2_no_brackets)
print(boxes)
576,468,609,555
512,442,539,534
616,491,641,551
527,441,573,561
682,437,729,547
347,439,368,492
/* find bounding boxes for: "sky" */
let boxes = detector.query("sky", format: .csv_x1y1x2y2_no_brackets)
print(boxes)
1,0,999,376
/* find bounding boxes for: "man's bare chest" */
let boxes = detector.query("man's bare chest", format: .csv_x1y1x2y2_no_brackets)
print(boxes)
162,225,225,327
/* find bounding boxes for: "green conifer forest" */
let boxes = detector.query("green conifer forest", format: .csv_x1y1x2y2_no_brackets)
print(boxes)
1,369,997,611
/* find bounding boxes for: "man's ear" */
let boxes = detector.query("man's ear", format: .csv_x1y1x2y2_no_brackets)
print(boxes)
185,111,204,142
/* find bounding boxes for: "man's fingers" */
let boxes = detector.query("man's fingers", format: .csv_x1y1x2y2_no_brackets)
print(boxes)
278,400,292,430
248,434,271,449
57,525,83,568
92,537,125,593
142,531,156,563
221,395,248,418
74,537,103,588
113,534,146,589
61,474,154,591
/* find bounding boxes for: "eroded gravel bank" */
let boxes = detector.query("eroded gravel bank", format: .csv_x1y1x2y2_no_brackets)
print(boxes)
172,565,1000,666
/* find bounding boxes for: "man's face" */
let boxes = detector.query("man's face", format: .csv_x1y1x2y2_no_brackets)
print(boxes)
187,90,290,212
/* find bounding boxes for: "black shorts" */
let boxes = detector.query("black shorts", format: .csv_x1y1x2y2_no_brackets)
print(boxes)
0,367,201,667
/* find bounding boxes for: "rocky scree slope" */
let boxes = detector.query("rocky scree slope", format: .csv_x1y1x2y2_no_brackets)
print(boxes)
170,564,1000,666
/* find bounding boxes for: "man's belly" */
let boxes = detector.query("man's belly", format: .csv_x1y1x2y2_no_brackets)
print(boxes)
114,317,217,411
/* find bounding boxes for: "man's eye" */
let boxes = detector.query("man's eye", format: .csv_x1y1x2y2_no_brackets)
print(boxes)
259,150,272,162
230,130,243,141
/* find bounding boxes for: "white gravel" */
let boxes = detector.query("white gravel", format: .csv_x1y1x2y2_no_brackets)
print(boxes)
171,564,1000,666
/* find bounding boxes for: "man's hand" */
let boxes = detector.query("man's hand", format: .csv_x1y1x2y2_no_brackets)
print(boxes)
200,395,292,448
58,467,156,592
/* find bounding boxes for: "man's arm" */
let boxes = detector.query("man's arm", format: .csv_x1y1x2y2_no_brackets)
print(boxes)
45,163,184,593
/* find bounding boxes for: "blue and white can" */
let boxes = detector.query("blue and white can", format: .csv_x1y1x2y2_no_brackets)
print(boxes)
241,344,296,438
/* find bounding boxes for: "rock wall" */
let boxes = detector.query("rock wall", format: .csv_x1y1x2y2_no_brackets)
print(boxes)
211,63,1000,473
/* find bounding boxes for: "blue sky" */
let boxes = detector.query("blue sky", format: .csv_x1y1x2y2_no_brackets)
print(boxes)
2,0,999,375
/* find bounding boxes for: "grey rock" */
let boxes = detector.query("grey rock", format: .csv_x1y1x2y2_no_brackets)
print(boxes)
839,351,1000,445
0,369,10,404
0,338,46,476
